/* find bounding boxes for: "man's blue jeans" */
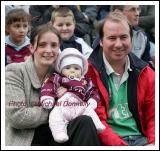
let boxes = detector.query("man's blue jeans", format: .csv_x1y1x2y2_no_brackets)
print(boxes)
122,135,148,146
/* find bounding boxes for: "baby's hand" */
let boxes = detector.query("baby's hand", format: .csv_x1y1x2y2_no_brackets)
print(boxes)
56,86,67,98
41,99,54,109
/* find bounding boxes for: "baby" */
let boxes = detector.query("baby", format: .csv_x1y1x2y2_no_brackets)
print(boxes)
40,48,105,143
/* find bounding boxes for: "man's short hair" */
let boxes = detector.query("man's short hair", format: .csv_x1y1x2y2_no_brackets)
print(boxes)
99,11,133,39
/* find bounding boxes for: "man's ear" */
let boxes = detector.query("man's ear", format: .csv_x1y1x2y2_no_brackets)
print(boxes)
100,40,103,47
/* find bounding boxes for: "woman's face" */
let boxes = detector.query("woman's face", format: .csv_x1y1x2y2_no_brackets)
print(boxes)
30,32,60,67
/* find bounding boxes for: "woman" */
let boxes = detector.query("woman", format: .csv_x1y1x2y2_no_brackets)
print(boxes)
5,24,100,146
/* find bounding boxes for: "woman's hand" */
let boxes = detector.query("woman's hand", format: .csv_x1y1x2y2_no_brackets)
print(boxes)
56,86,67,98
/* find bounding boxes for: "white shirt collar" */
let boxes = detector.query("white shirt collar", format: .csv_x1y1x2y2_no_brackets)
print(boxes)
103,52,132,76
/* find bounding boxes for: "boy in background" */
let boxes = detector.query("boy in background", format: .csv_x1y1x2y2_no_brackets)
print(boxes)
51,7,93,58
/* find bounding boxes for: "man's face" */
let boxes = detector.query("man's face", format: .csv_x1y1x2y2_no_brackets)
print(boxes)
123,5,141,26
100,20,132,65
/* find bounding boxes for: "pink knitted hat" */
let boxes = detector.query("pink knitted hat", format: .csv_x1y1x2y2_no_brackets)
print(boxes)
55,48,88,76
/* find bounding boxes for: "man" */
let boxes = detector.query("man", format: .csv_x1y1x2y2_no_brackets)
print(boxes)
87,11,155,146
111,5,154,67
139,5,155,43
93,5,154,67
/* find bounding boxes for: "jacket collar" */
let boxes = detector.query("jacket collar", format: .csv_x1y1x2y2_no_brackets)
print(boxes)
128,52,148,71
89,47,109,91
89,47,148,73
89,47,104,71
103,53,132,76
5,35,30,51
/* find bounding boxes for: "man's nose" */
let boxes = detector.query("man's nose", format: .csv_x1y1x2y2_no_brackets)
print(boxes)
115,38,123,48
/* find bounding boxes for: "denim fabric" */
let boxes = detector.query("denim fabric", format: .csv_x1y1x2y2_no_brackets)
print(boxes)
123,135,148,146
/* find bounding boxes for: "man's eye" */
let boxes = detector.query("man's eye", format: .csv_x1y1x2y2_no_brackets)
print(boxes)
108,37,116,40
121,35,128,40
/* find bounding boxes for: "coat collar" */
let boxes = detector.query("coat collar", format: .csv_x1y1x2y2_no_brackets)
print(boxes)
128,52,148,71
89,46,148,73
89,47,104,71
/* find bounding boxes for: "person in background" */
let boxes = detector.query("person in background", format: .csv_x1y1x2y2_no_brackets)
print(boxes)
111,5,154,67
5,24,100,146
68,5,98,46
87,11,155,146
139,5,155,43
51,6,93,58
5,8,31,65
29,5,58,28
93,5,154,68
29,5,97,46
139,5,155,64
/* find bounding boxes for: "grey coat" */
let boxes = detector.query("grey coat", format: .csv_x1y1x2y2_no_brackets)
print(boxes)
5,56,52,146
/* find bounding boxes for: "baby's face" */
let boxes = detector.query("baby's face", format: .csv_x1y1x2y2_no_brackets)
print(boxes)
62,64,82,79
52,16,75,41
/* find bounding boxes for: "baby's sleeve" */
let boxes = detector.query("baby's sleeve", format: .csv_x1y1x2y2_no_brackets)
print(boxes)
40,73,62,101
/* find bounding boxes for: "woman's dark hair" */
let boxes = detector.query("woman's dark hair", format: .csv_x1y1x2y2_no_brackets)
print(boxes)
30,24,61,50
